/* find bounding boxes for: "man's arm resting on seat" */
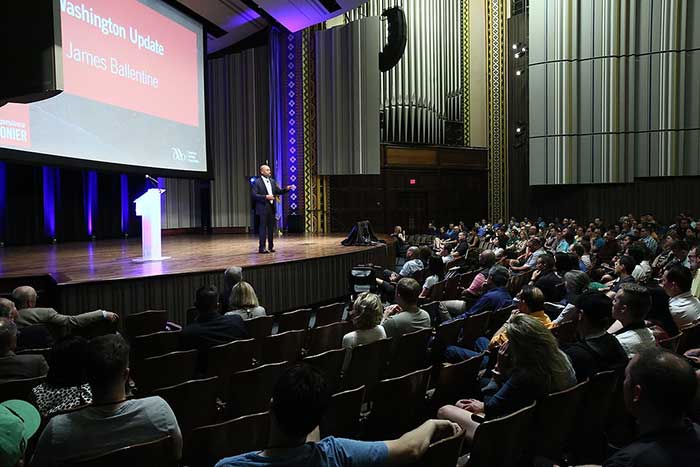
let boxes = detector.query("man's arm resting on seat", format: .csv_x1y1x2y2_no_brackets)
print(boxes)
385,419,460,464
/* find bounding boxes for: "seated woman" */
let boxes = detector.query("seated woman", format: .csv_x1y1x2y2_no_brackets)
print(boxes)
226,281,266,319
341,292,386,372
437,314,576,443
32,336,92,417
419,255,445,299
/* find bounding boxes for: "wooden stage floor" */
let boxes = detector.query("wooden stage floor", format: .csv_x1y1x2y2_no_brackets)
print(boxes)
0,234,392,322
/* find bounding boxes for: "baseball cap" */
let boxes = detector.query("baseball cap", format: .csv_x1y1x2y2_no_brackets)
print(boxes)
0,400,41,466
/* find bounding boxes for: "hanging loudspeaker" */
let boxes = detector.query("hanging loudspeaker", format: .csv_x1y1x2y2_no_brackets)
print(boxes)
379,7,407,72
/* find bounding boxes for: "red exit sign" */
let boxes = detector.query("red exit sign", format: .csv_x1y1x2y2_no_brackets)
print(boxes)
409,179,416,185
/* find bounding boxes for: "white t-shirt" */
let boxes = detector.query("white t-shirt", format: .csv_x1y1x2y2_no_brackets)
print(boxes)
341,326,387,372
668,292,700,329
423,274,439,291
614,327,656,358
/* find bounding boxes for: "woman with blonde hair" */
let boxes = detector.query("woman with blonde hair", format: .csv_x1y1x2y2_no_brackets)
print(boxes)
226,281,266,319
438,314,576,442
341,292,387,371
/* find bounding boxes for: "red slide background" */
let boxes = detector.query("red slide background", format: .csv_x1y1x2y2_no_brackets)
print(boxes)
0,104,31,149
61,0,199,126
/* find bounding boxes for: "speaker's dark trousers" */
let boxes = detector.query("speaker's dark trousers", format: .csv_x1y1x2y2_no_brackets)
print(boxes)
258,202,276,251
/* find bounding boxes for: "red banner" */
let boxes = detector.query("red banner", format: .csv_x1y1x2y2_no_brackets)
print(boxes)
0,104,31,148
60,0,199,126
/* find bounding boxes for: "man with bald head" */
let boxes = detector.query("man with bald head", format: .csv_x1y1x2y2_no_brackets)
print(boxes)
12,286,118,338
251,164,294,254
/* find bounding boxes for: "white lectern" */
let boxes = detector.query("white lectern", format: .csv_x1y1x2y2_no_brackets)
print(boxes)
133,188,170,262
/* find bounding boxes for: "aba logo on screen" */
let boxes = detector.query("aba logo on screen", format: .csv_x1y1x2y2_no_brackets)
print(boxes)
171,147,199,164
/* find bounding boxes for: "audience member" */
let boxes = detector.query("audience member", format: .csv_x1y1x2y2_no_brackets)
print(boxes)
219,266,243,313
607,256,637,296
0,399,41,467
181,286,249,364
597,230,620,265
438,314,576,442
215,364,460,466
462,250,496,298
11,286,118,338
663,240,691,272
628,243,652,285
445,285,553,363
639,226,658,256
32,336,92,417
561,291,627,381
530,254,564,302
570,243,587,272
226,281,266,319
651,232,679,272
32,334,182,466
0,317,48,380
396,246,423,278
419,255,445,299
610,283,656,358
603,347,700,467
381,278,431,339
342,293,386,372
661,265,700,329
552,270,591,325
443,266,512,318
442,231,469,264
0,297,54,350
510,237,546,272
690,245,700,298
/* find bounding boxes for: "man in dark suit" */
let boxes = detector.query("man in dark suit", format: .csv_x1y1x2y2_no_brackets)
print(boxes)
0,317,48,380
251,164,294,254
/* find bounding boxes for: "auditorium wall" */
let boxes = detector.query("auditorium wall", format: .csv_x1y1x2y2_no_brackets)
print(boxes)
345,0,487,147
330,145,488,234
528,0,700,184
507,4,700,224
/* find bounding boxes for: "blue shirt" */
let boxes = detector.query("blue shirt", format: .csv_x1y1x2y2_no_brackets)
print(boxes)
215,437,388,467
456,287,512,319
578,259,587,272
399,259,423,277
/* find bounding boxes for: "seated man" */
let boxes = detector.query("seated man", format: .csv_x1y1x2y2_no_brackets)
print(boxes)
444,285,551,363
661,265,700,330
12,286,118,338
0,297,53,349
180,285,248,371
219,266,243,314
529,254,564,302
509,237,546,272
442,266,512,318
462,250,496,298
561,291,628,381
32,334,182,466
603,347,700,467
610,283,656,358
605,256,637,298
394,246,424,279
690,245,699,299
0,317,48,380
441,231,469,264
381,278,431,339
215,364,460,467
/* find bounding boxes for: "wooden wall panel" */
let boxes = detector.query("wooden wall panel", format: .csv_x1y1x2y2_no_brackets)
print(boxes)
331,145,488,234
